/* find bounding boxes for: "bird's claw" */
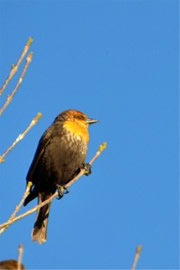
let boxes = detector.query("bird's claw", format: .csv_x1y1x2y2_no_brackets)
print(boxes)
56,185,69,200
83,163,92,176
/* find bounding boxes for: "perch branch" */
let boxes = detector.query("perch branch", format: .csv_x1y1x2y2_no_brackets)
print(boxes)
0,37,33,95
131,245,143,270
0,112,42,163
0,182,32,234
0,142,107,232
0,51,33,115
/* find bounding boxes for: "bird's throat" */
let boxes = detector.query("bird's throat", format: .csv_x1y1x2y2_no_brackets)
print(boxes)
63,120,89,143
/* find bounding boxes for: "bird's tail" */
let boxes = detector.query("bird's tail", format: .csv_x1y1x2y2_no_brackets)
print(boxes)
32,193,51,244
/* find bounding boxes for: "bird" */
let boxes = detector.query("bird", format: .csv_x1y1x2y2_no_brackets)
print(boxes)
24,109,98,244
0,260,25,270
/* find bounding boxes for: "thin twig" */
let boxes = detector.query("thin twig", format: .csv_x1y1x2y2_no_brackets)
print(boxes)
0,51,33,115
0,112,42,163
0,142,107,232
0,37,33,95
131,245,143,270
0,182,32,234
17,244,24,270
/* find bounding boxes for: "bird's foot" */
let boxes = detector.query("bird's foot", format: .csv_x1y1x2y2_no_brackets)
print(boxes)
83,163,92,176
56,185,69,200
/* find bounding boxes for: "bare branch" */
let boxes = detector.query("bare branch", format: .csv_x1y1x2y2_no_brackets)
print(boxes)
0,52,33,115
0,37,33,95
0,142,107,232
0,112,42,163
131,245,143,270
0,182,32,234
17,244,24,270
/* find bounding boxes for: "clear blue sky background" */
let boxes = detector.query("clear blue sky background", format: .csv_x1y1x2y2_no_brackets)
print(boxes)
0,0,178,269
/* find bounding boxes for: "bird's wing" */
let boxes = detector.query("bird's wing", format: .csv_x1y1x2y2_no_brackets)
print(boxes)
26,126,54,183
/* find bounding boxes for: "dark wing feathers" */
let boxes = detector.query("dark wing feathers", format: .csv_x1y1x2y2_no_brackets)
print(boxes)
26,126,54,183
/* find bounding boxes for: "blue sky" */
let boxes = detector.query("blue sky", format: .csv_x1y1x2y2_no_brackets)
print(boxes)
0,0,178,269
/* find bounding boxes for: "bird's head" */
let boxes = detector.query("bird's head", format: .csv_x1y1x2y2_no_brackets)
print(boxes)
58,109,98,142
59,109,98,127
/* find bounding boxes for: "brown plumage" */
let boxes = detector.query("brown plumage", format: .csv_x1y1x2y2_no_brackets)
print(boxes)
0,260,25,270
24,109,98,244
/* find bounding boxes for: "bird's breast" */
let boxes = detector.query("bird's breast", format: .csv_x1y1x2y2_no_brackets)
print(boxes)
63,120,89,143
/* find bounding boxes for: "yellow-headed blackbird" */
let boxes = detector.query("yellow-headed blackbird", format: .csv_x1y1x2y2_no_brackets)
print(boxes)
24,109,98,244
0,260,25,270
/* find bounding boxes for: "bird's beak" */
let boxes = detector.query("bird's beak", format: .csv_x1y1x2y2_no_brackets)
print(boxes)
87,118,98,124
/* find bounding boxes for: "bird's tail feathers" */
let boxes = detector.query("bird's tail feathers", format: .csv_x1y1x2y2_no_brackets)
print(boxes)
32,193,51,244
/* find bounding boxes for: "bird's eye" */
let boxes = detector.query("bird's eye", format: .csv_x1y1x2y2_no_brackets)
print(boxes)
77,115,86,121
